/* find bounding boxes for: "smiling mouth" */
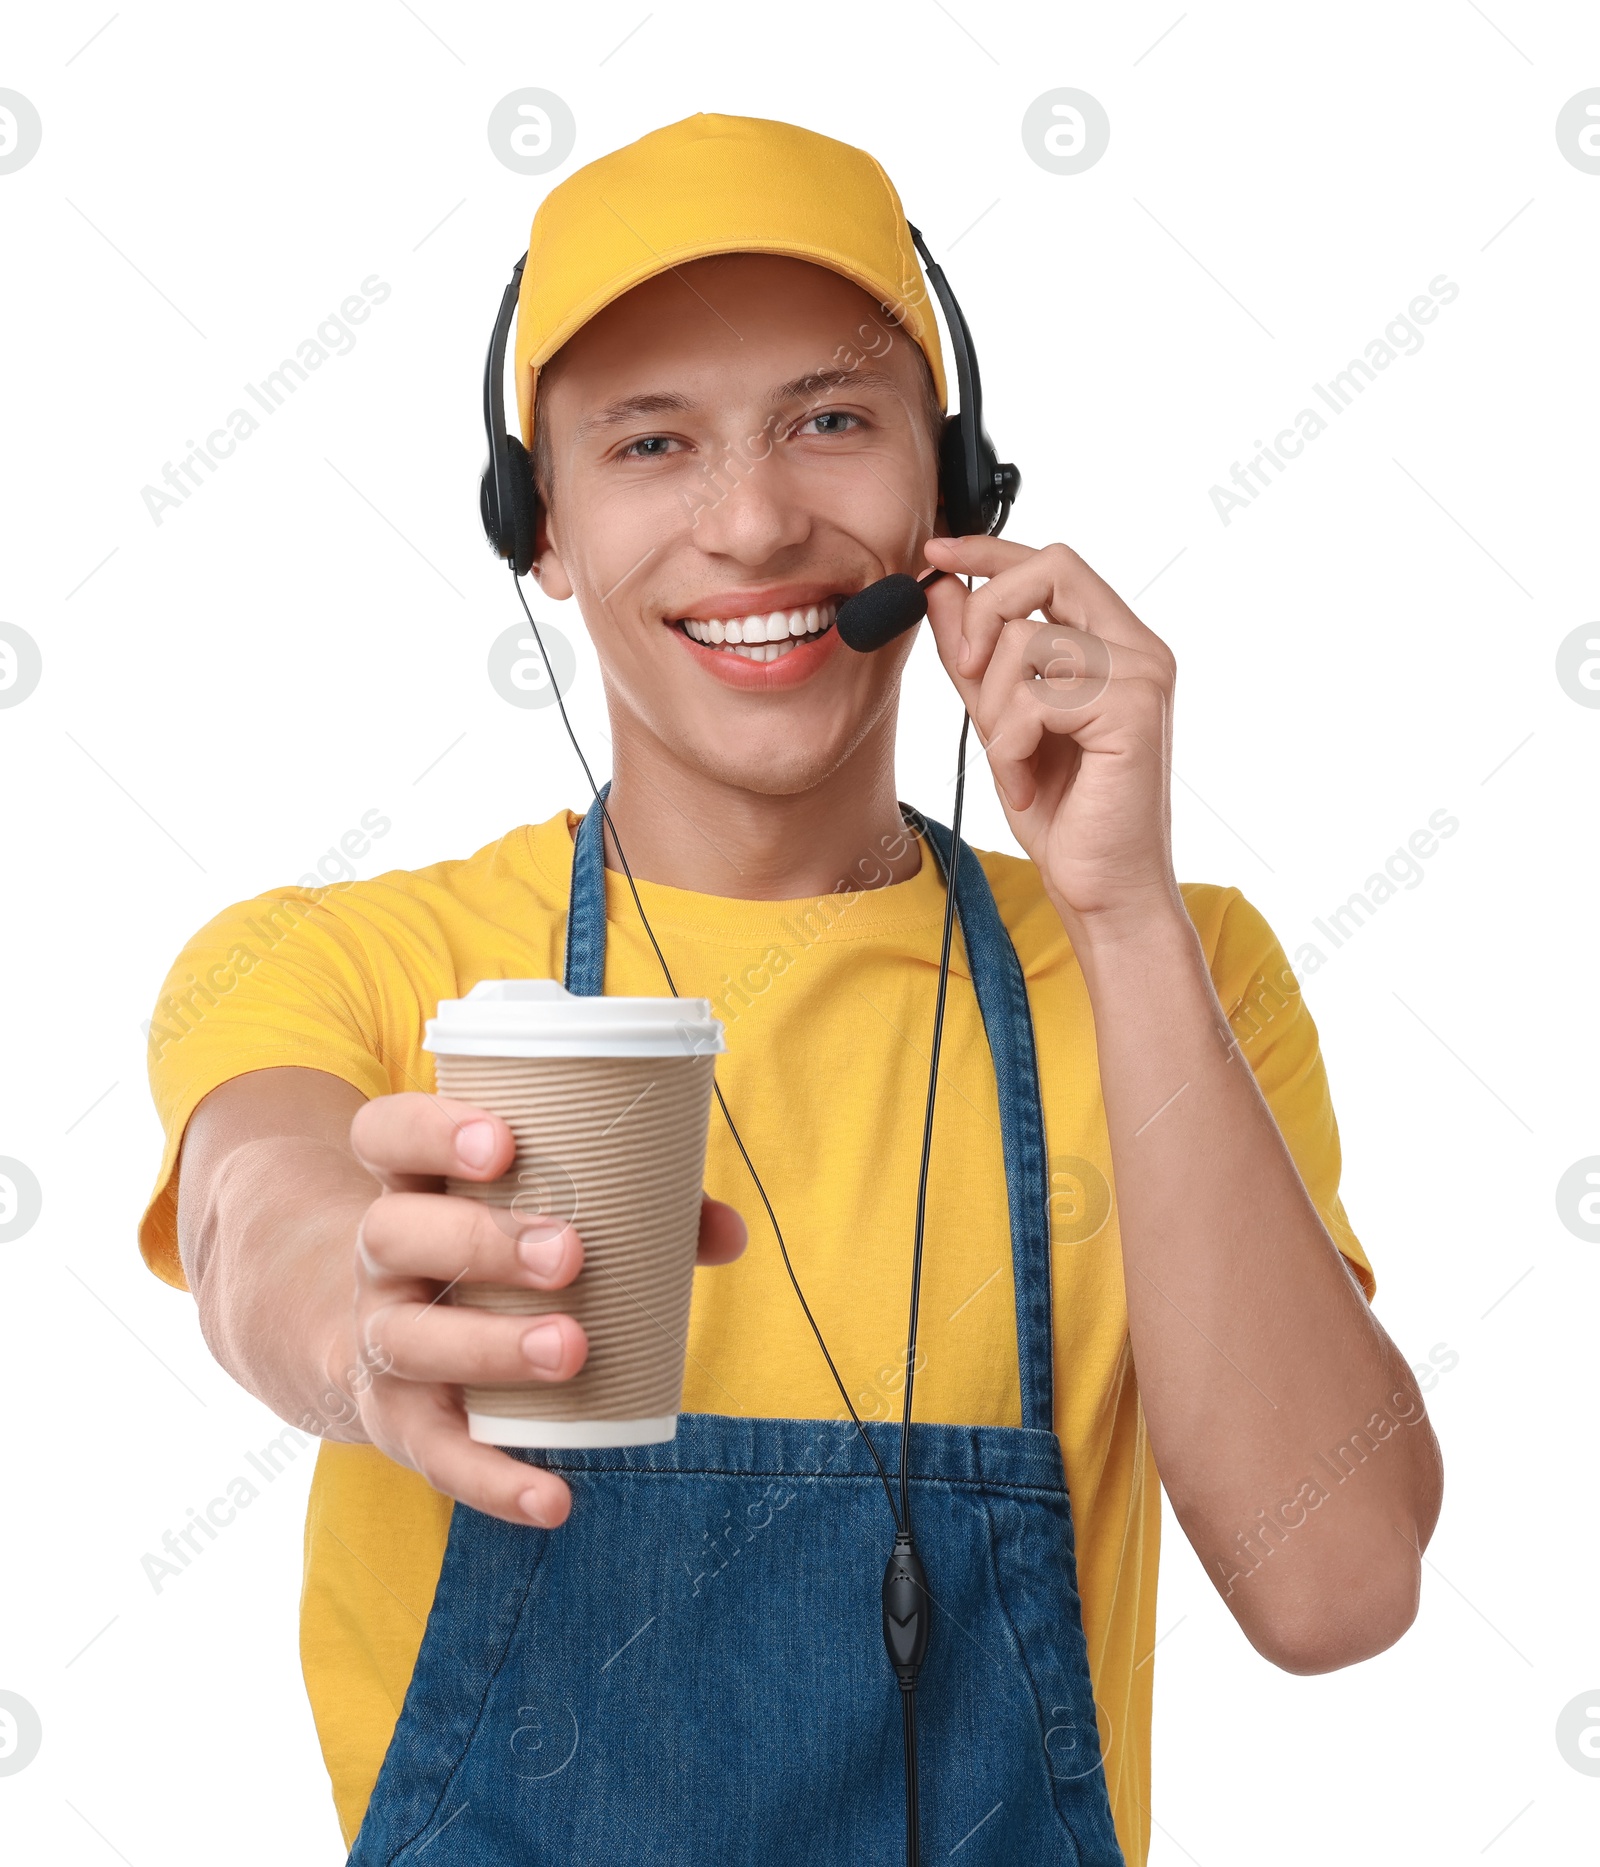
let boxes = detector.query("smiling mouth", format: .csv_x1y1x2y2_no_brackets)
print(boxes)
673,600,839,664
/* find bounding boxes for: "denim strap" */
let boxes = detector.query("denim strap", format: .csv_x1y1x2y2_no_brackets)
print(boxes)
562,785,611,997
920,815,1055,1436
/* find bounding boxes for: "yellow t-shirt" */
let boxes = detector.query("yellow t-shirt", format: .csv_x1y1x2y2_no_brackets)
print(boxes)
138,810,1372,1866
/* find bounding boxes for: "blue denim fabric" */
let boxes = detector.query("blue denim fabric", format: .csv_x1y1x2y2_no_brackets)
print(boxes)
560,794,609,999
349,795,1125,1865
919,813,1056,1436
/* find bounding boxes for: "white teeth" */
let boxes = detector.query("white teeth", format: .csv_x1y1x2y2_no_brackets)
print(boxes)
677,599,837,657
725,639,799,662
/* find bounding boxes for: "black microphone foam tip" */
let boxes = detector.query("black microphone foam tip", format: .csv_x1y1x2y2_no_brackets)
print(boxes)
835,574,928,653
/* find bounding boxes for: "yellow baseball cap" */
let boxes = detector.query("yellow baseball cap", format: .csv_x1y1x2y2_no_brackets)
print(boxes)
512,112,947,448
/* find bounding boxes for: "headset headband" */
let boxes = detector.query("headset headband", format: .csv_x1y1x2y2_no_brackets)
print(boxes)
906,224,1017,536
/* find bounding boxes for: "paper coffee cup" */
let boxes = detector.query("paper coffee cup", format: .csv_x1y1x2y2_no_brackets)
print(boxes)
423,980,724,1448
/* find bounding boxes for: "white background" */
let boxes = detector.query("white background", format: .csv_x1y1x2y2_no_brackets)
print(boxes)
2,2,1596,1860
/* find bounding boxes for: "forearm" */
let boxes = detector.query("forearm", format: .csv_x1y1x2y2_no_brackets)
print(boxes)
1068,902,1443,1667
177,1076,377,1440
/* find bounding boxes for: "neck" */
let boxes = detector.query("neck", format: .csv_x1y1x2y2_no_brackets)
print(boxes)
596,708,921,900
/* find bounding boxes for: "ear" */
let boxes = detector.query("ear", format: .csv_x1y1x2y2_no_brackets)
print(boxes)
532,501,574,600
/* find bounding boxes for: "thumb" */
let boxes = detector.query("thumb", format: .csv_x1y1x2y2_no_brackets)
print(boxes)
696,1194,748,1266
922,572,982,705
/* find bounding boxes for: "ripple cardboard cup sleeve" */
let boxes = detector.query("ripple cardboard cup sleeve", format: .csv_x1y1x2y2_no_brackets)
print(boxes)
424,980,724,1448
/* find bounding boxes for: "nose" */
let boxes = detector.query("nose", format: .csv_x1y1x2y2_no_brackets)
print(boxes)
679,444,813,567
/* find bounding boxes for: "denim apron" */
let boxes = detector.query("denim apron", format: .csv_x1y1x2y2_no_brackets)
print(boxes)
349,798,1126,1865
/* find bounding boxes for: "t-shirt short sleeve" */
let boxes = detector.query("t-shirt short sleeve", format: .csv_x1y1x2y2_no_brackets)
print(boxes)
139,885,395,1291
1202,887,1375,1301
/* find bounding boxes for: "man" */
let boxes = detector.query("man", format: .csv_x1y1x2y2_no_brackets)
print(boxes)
140,115,1442,1864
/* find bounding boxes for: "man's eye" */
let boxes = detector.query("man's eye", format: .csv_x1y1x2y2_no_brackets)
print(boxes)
621,435,680,459
797,410,862,437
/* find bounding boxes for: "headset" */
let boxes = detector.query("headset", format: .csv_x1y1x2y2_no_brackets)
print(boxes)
479,222,1019,1867
480,224,1018,610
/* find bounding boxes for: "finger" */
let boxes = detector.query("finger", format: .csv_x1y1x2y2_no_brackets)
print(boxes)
922,537,1033,699
975,617,1148,806
365,1297,590,1385
923,533,1038,582
923,574,984,716
979,615,1127,729
982,616,1166,762
360,1196,584,1290
368,1378,573,1529
957,551,1093,685
350,1092,517,1191
949,555,1075,689
925,579,1074,739
978,684,1052,812
930,538,1168,681
695,1195,748,1266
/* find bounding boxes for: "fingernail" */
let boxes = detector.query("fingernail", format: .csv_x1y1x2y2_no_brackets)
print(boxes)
518,1227,568,1279
456,1121,496,1168
521,1321,564,1370
957,636,971,669
519,1486,553,1528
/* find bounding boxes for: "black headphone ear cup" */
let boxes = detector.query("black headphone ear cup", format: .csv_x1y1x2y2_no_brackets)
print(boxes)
479,463,504,557
937,414,990,538
504,436,539,577
937,412,1000,537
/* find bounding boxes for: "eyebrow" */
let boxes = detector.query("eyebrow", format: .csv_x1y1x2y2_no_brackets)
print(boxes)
573,391,697,439
768,367,903,405
571,367,907,439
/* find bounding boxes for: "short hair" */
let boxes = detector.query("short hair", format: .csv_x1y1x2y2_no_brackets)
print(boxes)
530,334,944,511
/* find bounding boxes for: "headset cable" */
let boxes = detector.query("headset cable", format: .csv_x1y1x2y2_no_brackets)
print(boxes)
513,567,974,1867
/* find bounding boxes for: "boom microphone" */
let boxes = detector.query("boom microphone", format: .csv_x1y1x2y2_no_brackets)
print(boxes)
835,566,949,653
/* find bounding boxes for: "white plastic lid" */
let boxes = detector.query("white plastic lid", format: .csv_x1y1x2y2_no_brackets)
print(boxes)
423,978,724,1059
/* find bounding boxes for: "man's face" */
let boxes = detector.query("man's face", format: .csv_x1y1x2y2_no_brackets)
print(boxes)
533,255,942,796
